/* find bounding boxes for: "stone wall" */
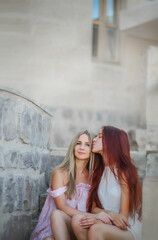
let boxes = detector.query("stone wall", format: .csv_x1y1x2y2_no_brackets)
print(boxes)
0,88,54,240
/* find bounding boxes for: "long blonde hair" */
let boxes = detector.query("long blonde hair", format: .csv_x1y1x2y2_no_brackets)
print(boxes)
52,130,95,199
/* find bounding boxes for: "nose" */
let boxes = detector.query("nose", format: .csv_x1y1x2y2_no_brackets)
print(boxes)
93,137,96,143
80,144,85,149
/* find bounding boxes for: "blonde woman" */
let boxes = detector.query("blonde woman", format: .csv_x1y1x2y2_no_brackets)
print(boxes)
30,130,112,240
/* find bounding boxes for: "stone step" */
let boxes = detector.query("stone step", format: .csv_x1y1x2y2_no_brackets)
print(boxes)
39,193,47,212
30,194,47,236
30,219,38,232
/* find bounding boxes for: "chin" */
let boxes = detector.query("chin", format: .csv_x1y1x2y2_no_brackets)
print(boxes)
92,149,97,153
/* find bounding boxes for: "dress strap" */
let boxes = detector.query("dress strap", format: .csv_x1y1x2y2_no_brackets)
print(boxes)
47,186,67,198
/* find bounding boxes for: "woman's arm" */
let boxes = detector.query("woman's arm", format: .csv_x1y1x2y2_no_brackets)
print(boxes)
109,182,131,230
51,169,84,217
91,183,131,230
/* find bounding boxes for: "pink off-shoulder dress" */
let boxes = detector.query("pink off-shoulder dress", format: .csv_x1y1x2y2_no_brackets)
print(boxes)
30,183,90,240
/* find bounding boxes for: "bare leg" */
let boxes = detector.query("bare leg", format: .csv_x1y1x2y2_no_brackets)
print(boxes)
71,214,89,240
51,209,76,240
88,223,135,240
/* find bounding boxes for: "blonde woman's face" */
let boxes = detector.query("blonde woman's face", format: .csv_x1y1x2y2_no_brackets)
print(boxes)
74,134,91,160
92,129,103,154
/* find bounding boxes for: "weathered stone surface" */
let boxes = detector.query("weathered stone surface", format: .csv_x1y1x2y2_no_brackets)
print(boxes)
20,107,32,144
47,118,53,150
128,130,138,151
19,152,35,170
131,151,146,181
0,97,4,139
31,109,37,146
0,146,4,168
42,116,52,150
3,99,18,140
0,90,54,240
24,177,33,211
146,153,158,176
0,213,32,240
15,176,24,211
4,175,15,212
32,179,39,209
45,155,64,187
5,151,19,168
32,151,40,169
39,193,47,212
30,110,44,148
39,174,47,194
0,178,3,210
40,153,51,174
142,176,158,240
35,114,43,148
62,108,73,118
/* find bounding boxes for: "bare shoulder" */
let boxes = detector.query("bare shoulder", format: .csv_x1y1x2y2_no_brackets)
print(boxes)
120,173,129,193
51,168,68,188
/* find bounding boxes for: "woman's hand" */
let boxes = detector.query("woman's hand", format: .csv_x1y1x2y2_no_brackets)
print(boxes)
79,212,113,229
109,212,131,230
95,212,113,224
79,215,96,229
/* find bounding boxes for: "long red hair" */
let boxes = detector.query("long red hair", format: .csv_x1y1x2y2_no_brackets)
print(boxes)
87,126,142,219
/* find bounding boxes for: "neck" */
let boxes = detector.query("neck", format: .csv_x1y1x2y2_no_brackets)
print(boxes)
102,155,109,166
75,159,89,175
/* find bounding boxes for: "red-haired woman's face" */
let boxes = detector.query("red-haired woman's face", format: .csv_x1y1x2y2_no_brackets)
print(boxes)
92,129,103,154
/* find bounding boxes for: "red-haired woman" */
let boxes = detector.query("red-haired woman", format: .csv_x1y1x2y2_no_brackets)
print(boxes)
72,126,142,240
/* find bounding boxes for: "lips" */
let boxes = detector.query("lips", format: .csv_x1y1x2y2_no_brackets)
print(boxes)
78,152,86,155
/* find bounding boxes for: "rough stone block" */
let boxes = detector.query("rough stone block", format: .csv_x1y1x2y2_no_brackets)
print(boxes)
32,178,39,209
39,193,47,212
0,177,3,210
24,177,33,211
15,176,24,211
142,176,158,240
131,151,146,181
0,97,4,139
40,153,51,174
0,146,4,168
146,153,158,176
31,113,43,148
4,175,15,213
45,155,64,187
39,174,47,194
19,152,35,170
20,108,32,144
5,150,19,168
32,151,40,170
35,114,43,148
31,110,37,146
42,117,53,150
0,213,32,240
3,98,18,141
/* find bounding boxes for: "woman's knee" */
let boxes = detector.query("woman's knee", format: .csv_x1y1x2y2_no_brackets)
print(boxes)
51,209,64,222
88,224,110,240
88,224,100,239
71,214,83,232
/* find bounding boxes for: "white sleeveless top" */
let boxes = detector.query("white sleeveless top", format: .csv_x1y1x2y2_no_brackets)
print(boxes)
98,167,142,240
